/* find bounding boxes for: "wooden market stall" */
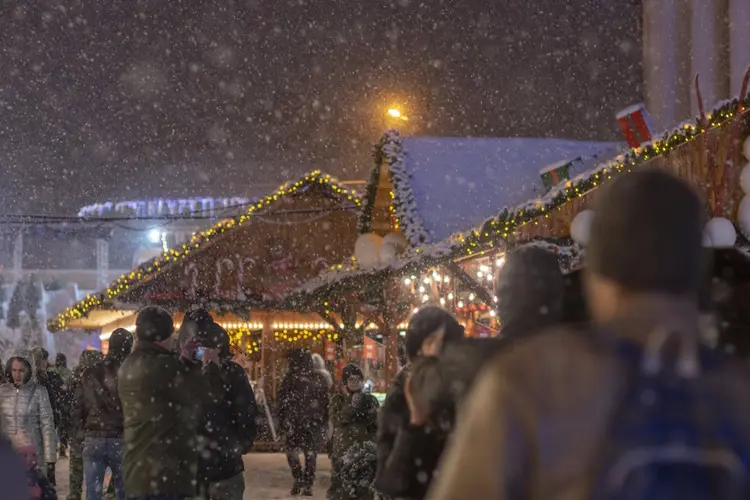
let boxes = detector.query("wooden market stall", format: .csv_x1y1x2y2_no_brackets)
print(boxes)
285,133,615,383
48,171,362,397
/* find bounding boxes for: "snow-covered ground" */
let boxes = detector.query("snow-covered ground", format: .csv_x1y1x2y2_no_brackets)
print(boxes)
54,452,332,499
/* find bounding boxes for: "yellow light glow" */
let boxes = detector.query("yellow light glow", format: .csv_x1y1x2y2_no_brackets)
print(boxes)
387,108,401,118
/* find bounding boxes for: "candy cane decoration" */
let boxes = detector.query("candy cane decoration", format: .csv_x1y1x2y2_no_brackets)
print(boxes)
184,262,199,299
725,66,750,205
696,74,723,215
214,258,235,299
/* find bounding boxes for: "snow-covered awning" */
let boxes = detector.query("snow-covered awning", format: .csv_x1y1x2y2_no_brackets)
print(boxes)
377,132,621,246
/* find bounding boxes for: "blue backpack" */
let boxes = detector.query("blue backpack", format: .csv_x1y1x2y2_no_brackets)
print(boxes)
592,331,750,499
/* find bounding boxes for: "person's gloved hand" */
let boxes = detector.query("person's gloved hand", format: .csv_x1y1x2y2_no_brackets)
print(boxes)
46,463,56,485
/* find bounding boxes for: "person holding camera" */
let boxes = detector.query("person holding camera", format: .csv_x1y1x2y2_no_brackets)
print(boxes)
194,321,258,500
118,306,222,500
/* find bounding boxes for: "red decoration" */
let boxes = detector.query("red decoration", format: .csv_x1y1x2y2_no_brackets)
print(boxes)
363,336,377,360
324,340,336,361
616,104,655,148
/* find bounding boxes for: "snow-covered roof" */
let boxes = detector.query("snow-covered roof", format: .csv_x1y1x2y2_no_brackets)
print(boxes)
382,133,620,245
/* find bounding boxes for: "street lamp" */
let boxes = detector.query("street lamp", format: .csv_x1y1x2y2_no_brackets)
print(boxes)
387,108,409,121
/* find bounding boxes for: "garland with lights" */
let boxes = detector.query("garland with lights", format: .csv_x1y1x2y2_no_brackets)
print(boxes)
450,94,750,258
273,328,339,343
357,151,382,234
227,327,262,354
380,130,431,245
49,171,362,332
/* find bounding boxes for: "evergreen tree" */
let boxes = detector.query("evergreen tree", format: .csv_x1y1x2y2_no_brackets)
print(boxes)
0,275,6,321
25,278,41,328
6,280,23,330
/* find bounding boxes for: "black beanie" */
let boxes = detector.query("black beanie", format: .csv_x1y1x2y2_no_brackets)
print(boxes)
342,363,364,384
135,306,174,342
109,328,134,358
496,245,564,333
404,307,464,360
587,168,705,294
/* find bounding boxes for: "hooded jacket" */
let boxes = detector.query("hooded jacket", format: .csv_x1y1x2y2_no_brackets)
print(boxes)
197,323,259,485
0,349,57,464
277,349,330,450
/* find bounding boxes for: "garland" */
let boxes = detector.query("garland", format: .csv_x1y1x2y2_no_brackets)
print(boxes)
450,94,750,258
356,142,383,234
381,130,431,245
49,171,361,332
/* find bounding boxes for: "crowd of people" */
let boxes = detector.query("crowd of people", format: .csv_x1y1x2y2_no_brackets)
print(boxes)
0,306,260,500
0,168,748,499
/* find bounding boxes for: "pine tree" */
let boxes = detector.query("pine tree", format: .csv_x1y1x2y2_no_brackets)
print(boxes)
0,275,6,321
6,280,23,330
25,278,41,328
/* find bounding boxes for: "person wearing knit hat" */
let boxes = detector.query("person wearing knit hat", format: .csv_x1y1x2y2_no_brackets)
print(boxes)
329,363,379,500
496,245,565,338
134,306,175,344
118,306,223,499
375,306,464,499
429,169,750,500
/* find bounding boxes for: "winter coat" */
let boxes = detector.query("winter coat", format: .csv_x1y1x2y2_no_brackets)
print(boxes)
118,340,222,498
428,297,750,500
374,358,452,500
375,368,409,488
0,350,57,465
277,369,330,450
67,351,103,441
197,359,258,484
0,435,29,500
330,390,379,458
36,369,64,429
71,356,126,438
54,365,73,387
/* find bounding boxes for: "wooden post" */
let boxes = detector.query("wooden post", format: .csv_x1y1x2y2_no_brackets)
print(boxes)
383,325,399,385
260,314,274,399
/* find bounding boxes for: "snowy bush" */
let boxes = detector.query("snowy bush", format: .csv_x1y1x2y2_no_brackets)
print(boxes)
340,440,377,499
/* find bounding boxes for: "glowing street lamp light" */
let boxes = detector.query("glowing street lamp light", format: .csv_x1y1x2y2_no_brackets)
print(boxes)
387,108,409,121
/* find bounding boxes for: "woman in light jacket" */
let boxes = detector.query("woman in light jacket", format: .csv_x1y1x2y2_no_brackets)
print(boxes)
0,348,57,476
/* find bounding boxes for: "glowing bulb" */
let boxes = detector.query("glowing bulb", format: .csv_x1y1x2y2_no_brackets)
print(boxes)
404,278,411,285
457,301,464,308
439,297,446,305
490,310,496,317
419,286,426,293
147,229,163,244
423,277,430,284
469,293,475,301
480,265,489,272
447,292,454,300
387,108,402,118
496,257,506,267
422,294,429,302
477,271,483,278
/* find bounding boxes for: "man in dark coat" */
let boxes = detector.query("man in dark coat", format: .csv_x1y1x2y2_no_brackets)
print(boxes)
118,306,222,500
72,328,133,500
196,322,258,500
31,346,65,484
67,349,103,500
277,349,329,496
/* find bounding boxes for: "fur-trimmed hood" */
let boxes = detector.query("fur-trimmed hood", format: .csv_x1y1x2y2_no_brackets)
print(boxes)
4,348,36,385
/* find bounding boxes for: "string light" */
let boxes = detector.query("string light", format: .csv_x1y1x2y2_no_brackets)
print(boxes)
50,171,361,332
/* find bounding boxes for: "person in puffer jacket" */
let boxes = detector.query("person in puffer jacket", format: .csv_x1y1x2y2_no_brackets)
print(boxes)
0,348,57,478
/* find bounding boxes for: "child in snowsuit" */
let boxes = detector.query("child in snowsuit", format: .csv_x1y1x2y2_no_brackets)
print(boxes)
13,433,57,500
327,364,379,500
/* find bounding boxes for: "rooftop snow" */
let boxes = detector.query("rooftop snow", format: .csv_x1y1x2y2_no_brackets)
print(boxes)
397,136,620,243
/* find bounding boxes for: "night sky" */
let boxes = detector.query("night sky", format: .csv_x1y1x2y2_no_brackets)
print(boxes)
0,0,642,214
